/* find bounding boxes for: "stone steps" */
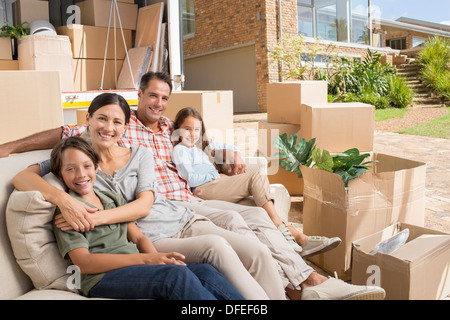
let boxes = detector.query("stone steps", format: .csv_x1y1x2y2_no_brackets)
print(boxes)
395,60,445,105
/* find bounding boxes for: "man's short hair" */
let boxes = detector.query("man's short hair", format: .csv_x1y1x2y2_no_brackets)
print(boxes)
139,72,173,94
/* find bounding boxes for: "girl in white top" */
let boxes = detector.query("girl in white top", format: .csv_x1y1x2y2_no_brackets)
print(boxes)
172,107,311,253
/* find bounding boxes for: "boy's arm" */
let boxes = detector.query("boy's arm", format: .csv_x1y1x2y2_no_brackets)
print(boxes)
0,127,63,158
127,222,186,265
127,222,158,254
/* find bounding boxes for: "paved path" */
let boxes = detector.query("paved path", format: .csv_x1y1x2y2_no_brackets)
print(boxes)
233,114,450,233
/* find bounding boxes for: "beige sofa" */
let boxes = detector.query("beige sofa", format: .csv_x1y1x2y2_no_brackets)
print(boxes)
1,150,291,300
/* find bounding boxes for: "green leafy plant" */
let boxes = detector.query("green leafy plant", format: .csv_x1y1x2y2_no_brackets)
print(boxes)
327,49,413,108
272,133,316,178
312,148,376,187
416,36,450,101
0,21,30,39
273,132,376,187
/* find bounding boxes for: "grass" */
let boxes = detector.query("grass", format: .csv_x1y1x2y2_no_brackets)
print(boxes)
395,107,450,139
375,108,408,121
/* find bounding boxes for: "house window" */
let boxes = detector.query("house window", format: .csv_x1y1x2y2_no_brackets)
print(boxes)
350,0,369,44
297,0,370,45
412,37,426,48
297,0,313,37
182,0,195,37
386,38,407,50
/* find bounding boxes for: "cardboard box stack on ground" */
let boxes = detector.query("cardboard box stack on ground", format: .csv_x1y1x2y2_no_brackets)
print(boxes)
165,91,235,145
352,223,450,300
261,81,325,195
262,81,376,196
18,34,75,92
301,153,427,280
0,71,63,144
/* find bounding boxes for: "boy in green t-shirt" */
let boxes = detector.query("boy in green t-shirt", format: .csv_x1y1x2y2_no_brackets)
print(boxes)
50,136,244,300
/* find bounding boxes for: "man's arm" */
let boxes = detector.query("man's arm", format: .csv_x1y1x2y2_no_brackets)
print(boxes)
0,127,63,158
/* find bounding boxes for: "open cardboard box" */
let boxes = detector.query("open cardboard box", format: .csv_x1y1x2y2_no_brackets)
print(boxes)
352,222,450,300
301,153,426,280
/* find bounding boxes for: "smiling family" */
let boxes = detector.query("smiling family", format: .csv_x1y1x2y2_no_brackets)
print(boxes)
1,71,385,300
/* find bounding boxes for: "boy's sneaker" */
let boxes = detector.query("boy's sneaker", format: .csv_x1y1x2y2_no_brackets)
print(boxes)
302,277,386,300
300,236,341,259
278,224,303,253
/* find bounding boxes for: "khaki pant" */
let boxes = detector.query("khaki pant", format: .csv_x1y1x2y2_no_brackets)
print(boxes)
175,199,315,291
153,214,286,300
193,171,272,207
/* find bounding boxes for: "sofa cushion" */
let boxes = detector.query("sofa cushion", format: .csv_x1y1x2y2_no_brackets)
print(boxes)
5,173,77,292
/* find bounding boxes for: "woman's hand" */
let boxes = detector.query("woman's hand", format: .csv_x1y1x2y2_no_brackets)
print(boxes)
54,192,98,231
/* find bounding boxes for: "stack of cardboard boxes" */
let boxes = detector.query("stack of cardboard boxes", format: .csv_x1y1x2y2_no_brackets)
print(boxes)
1,0,140,92
260,81,449,299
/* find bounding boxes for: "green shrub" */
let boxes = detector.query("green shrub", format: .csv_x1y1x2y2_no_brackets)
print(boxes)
387,75,414,108
417,36,450,100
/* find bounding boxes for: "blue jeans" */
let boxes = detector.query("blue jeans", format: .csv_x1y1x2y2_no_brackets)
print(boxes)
88,263,245,300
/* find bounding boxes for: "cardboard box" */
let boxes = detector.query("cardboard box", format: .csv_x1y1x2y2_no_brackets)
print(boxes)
300,102,374,153
166,91,235,145
73,58,124,91
56,24,132,60
352,223,450,300
301,153,426,280
0,71,63,144
0,60,19,70
257,121,304,195
0,38,12,60
77,0,138,30
18,35,74,92
13,0,49,26
267,81,328,125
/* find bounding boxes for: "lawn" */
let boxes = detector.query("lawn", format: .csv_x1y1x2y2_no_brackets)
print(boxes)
375,108,408,121
395,107,450,139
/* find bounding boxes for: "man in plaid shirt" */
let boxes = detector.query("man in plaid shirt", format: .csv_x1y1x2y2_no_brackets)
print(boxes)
1,72,385,300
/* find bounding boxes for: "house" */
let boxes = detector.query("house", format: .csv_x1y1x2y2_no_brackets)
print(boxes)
181,0,448,113
373,17,450,56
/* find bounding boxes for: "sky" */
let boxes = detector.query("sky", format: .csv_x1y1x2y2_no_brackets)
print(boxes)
371,0,450,25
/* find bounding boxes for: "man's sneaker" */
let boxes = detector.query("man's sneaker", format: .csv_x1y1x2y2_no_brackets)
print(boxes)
300,236,341,259
278,224,303,253
302,277,386,300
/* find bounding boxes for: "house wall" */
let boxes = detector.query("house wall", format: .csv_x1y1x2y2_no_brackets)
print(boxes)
184,0,300,112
